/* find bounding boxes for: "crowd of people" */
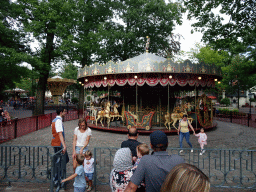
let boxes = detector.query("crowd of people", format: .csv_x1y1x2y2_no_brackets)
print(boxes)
0,106,11,126
50,108,209,192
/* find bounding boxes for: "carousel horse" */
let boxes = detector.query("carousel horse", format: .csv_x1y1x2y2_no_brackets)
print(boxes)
169,105,194,130
90,102,97,121
110,103,123,121
95,102,111,127
164,112,172,130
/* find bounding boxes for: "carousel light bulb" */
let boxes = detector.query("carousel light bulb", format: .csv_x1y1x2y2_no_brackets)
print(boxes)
218,81,221,84
169,75,172,79
198,76,202,80
85,79,88,82
82,84,84,86
104,77,107,80
134,75,138,79
79,82,82,84
214,78,218,81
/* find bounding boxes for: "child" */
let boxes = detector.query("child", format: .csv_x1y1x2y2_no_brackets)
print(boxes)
195,128,208,155
134,143,150,167
134,143,149,192
61,154,86,192
84,150,94,192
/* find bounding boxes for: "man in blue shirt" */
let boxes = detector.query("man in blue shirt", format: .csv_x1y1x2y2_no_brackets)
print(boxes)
125,130,185,192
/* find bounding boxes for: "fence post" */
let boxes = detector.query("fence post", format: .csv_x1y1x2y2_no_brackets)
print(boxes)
49,113,51,125
14,117,18,139
248,113,250,127
94,147,97,192
36,116,39,131
230,111,232,123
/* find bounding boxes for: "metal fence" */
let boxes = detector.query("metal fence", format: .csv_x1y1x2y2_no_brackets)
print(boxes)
0,145,53,184
214,113,256,128
0,109,83,144
94,147,256,191
0,145,67,192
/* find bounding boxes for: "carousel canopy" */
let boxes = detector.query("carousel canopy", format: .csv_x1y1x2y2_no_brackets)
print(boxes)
77,52,222,89
4,88,29,94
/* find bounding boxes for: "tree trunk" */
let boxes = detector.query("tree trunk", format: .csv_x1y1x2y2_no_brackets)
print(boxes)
78,85,84,115
34,21,55,116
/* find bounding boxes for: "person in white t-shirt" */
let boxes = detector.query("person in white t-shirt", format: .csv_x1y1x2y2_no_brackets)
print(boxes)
84,150,94,192
72,118,92,171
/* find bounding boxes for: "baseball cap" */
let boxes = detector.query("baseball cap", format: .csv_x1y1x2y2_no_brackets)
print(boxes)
150,130,168,147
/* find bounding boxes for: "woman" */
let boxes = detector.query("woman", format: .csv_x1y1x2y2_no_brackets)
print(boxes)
110,148,135,192
72,118,92,170
177,114,195,153
160,163,210,192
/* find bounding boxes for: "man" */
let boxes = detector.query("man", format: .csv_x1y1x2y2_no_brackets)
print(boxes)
121,128,141,161
125,130,185,192
51,108,67,154
51,108,69,185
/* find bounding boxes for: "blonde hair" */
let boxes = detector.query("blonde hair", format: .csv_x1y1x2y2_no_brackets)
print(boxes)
76,154,85,165
137,143,149,156
84,150,92,157
160,163,210,192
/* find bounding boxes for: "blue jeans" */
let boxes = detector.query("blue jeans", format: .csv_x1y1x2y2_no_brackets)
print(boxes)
179,132,192,148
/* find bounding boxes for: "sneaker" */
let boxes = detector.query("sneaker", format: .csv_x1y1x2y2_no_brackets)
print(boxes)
191,149,193,153
179,150,183,153
87,186,92,191
199,152,203,155
86,185,89,189
202,150,206,153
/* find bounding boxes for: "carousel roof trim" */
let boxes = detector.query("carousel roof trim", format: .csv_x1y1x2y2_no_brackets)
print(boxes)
77,52,222,80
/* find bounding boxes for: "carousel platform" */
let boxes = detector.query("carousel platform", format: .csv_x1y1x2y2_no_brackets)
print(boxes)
87,121,217,135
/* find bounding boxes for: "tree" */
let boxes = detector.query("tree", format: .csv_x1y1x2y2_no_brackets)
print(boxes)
100,0,186,62
184,0,256,66
15,0,77,115
0,0,30,100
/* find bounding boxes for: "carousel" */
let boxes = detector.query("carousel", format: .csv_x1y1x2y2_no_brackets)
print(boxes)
77,38,222,134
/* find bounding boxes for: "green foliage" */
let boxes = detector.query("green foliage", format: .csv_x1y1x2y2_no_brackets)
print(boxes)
220,98,230,106
86,96,91,101
98,0,186,62
0,1,31,98
184,0,256,65
218,108,245,116
71,97,79,104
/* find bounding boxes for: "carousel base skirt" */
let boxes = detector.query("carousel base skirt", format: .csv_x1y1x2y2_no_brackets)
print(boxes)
87,121,217,135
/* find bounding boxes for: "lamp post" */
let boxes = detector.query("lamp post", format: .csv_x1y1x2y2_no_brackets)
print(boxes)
248,93,254,126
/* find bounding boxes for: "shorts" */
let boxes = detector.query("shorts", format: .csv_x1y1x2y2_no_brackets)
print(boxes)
75,146,88,154
74,187,86,192
85,173,94,180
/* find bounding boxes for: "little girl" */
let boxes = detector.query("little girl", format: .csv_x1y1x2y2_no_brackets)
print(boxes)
134,143,149,167
134,143,149,192
195,128,207,155
84,150,94,192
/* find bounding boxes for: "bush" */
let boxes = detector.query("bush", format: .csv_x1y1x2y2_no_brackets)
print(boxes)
71,97,79,104
220,98,230,106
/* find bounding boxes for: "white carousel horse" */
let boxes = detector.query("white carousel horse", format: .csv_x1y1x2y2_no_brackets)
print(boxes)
110,103,123,122
90,103,97,121
95,102,111,127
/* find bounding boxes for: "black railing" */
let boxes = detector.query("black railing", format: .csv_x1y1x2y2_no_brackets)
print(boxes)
0,145,67,192
94,147,256,191
214,112,256,128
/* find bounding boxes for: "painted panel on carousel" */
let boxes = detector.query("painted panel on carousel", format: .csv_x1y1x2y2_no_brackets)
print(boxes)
198,62,209,74
160,59,179,73
180,60,195,73
119,60,137,73
102,61,117,74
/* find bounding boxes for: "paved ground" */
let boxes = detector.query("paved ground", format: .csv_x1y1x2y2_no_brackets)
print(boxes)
1,107,256,191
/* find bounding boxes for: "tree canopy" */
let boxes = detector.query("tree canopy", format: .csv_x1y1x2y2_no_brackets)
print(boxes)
184,0,256,66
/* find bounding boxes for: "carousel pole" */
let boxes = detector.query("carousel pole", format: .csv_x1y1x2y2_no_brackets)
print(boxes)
135,75,138,127
195,84,197,129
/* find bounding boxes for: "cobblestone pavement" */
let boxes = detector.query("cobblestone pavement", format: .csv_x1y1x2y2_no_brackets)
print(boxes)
1,118,256,191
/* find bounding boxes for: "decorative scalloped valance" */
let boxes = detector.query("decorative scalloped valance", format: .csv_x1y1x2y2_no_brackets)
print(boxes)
84,74,215,88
